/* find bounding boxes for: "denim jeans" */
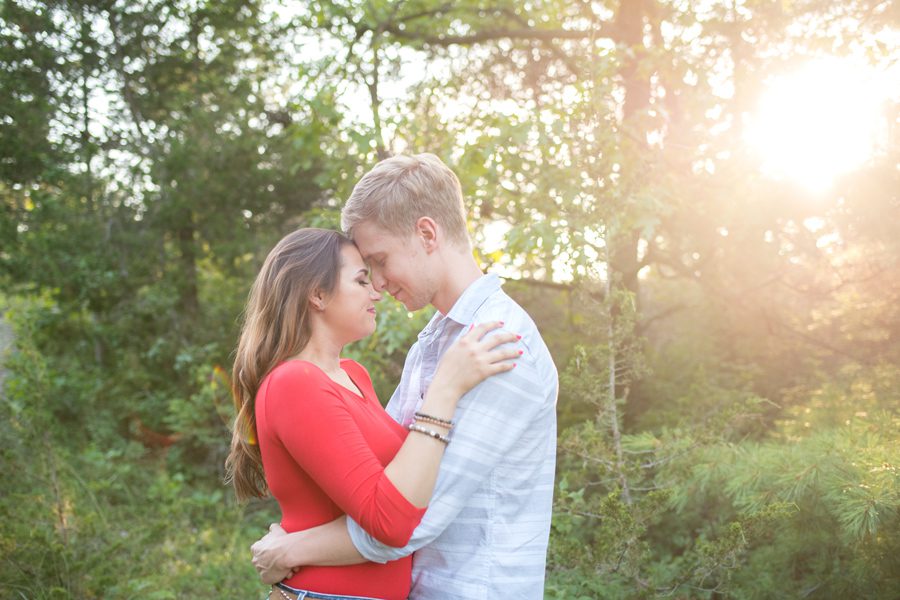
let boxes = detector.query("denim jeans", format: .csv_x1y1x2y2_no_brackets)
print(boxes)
268,581,384,600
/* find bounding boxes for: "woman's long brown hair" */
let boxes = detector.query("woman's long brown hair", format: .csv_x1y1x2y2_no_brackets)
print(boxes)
225,228,352,501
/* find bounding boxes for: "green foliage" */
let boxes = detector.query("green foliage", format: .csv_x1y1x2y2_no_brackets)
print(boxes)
549,358,900,597
2,0,898,597
0,295,279,599
0,1,359,595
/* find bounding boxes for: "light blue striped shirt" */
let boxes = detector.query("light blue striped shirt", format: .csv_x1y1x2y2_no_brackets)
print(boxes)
347,274,558,600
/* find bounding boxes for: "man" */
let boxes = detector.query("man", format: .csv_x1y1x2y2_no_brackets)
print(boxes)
251,153,558,599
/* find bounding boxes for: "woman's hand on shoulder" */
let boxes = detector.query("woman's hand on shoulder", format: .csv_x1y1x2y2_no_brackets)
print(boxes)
433,321,521,398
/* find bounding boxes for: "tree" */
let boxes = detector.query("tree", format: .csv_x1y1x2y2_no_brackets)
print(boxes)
285,0,898,595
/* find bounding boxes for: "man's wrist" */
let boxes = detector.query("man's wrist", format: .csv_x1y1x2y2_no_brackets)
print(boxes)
283,530,308,568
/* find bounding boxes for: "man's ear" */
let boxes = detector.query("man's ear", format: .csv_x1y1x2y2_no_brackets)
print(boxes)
415,216,439,253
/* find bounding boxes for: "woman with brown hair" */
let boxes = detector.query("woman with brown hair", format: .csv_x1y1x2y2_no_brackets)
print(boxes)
225,228,518,600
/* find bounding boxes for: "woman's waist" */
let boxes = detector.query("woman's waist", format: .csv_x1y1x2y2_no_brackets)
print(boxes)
282,559,412,600
272,493,342,532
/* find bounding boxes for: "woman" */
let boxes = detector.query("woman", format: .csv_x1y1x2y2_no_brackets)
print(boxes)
225,228,518,600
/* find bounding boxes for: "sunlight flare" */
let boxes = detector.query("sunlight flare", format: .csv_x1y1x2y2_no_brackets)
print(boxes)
744,57,895,192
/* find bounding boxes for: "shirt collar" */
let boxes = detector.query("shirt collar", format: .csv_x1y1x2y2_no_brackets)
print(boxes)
444,273,502,326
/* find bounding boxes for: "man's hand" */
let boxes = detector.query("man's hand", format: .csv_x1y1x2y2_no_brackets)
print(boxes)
251,523,300,584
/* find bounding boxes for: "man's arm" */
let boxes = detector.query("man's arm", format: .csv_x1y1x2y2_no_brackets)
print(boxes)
347,339,556,563
252,338,554,574
250,327,524,579
251,517,365,583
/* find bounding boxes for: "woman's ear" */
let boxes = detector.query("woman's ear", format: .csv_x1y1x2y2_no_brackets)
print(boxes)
309,289,326,312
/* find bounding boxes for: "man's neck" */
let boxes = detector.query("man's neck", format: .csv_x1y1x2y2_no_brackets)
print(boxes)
431,253,484,315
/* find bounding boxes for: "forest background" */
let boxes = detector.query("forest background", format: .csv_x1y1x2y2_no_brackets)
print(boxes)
1,1,898,598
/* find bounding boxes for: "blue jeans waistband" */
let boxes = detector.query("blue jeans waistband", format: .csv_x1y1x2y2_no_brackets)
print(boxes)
271,581,385,600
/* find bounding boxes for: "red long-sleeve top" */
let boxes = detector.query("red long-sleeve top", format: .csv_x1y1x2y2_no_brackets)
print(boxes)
255,359,424,599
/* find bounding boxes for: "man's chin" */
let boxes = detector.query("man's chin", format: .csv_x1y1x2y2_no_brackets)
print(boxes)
400,297,428,312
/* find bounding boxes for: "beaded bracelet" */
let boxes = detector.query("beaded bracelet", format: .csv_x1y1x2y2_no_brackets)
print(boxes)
408,423,450,445
414,411,453,429
414,415,453,430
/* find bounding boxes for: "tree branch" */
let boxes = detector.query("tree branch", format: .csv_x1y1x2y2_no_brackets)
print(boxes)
383,24,616,46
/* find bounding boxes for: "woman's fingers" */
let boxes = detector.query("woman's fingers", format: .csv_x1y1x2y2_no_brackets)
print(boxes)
488,346,523,363
465,322,521,348
465,324,522,365
478,331,520,350
467,320,505,340
482,347,521,371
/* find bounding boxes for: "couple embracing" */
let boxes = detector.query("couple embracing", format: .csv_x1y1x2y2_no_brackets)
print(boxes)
226,153,558,600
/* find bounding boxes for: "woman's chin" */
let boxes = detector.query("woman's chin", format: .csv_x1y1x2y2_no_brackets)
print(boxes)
352,326,377,343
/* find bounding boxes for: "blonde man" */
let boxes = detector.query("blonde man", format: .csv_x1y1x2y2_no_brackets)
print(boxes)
252,153,558,600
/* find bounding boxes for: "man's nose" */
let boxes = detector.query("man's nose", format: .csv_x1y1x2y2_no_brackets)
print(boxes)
370,270,387,293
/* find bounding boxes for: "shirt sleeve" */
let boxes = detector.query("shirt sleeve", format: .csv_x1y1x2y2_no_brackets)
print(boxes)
345,338,555,561
266,362,426,547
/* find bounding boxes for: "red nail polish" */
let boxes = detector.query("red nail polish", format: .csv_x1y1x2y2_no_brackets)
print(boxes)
516,335,522,340
518,350,523,355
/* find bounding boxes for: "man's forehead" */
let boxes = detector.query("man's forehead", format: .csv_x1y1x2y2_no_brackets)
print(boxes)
353,222,401,258
353,236,385,261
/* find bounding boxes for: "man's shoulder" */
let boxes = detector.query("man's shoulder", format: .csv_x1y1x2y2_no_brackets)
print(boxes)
473,288,535,329
473,289,547,351
471,289,556,376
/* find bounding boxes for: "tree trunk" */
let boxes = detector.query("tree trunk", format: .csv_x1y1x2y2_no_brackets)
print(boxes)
601,0,654,505
613,0,651,306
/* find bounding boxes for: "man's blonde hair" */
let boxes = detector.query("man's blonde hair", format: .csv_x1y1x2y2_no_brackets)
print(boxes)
341,153,470,246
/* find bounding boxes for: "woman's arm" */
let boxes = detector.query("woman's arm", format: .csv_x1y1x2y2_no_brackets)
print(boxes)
270,322,517,534
253,322,519,582
381,321,519,507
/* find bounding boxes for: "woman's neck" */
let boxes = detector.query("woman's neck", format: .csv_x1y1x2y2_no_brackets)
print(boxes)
293,332,343,375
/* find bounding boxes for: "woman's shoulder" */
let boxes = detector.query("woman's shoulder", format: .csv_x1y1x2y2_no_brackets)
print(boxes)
340,358,372,381
263,360,331,396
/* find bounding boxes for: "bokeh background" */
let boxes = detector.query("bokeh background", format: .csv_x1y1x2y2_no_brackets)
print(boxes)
1,1,898,598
